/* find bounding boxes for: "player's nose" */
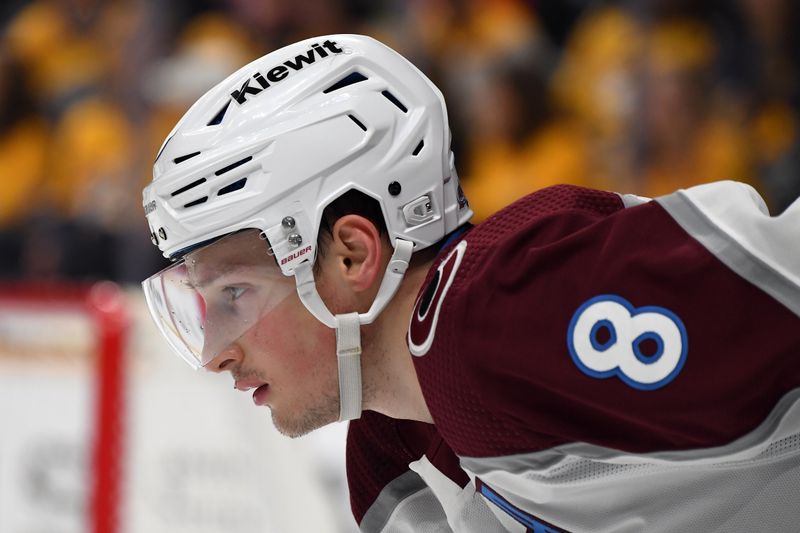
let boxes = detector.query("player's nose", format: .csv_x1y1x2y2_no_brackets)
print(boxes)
204,343,244,373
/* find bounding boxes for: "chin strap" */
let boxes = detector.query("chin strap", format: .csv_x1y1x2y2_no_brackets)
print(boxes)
335,312,362,420
294,238,414,421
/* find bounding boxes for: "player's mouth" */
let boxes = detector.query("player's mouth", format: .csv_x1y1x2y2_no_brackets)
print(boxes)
234,378,271,406
252,384,270,406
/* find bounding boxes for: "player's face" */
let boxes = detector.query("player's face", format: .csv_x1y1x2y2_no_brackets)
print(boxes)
219,284,341,437
194,231,342,437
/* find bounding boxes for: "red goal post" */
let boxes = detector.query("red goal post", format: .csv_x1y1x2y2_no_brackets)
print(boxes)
0,282,129,533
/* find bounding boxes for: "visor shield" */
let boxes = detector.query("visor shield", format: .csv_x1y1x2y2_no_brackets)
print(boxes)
142,230,296,369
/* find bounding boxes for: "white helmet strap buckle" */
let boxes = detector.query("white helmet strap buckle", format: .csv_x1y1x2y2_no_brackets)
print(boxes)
293,238,414,420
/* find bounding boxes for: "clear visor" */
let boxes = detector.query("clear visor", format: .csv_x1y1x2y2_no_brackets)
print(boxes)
142,229,296,369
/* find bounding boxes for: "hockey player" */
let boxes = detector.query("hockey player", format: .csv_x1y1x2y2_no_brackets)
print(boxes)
141,35,800,532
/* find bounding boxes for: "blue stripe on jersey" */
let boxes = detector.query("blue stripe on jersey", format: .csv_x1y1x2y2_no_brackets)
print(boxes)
477,479,570,533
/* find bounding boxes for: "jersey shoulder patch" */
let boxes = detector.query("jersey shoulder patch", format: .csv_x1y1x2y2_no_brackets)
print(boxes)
408,240,467,356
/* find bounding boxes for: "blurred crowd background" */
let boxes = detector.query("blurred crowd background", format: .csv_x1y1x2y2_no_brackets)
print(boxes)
1,0,798,284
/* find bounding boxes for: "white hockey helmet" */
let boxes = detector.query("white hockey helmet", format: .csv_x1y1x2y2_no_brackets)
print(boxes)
142,34,472,421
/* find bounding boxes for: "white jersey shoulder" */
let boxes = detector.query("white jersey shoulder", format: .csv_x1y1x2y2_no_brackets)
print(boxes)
657,180,800,317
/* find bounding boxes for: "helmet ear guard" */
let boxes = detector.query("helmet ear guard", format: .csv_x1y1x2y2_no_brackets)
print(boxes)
142,34,472,422
293,239,414,329
294,238,414,421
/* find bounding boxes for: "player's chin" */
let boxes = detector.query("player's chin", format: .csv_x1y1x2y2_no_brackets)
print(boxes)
270,401,339,439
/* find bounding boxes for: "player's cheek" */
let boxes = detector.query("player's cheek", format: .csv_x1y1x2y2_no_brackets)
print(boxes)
289,315,336,377
239,298,300,363
261,296,335,375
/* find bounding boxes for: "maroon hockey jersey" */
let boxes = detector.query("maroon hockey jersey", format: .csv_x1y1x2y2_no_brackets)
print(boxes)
347,182,800,532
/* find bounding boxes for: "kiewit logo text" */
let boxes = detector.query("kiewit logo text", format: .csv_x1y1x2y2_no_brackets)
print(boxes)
231,40,344,105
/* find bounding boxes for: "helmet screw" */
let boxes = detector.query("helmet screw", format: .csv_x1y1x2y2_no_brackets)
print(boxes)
388,181,402,196
158,227,167,240
288,233,303,246
150,232,158,245
281,216,296,229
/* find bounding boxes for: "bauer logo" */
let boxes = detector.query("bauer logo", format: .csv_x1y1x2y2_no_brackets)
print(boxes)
280,245,312,265
231,40,344,105
144,200,157,215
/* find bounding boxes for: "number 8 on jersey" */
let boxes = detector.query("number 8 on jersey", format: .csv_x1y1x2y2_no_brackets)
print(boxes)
567,294,688,391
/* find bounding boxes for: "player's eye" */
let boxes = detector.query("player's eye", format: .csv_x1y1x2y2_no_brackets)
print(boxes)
223,286,246,301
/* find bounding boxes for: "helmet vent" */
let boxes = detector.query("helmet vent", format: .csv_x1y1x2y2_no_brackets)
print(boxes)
323,71,368,94
173,151,201,164
170,178,207,197
381,90,407,113
218,178,247,196
215,155,253,176
207,101,231,126
348,114,367,132
412,140,425,156
184,196,208,208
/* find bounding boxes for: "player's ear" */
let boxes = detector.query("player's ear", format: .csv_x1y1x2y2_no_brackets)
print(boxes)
328,215,384,292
